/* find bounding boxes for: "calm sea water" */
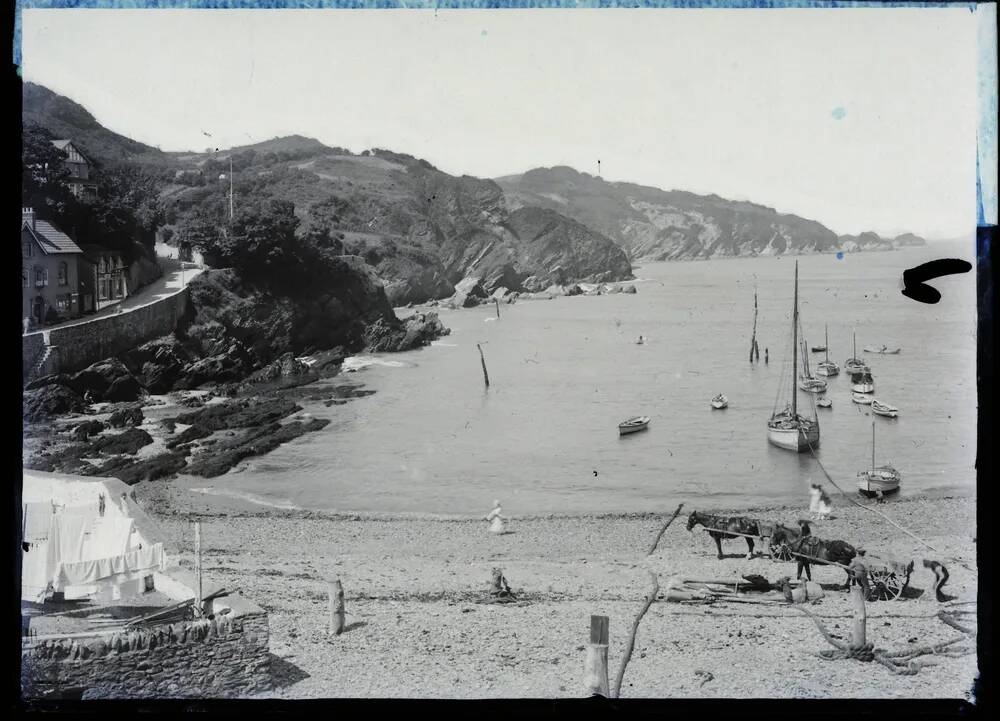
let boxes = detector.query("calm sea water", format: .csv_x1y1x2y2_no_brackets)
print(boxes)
177,243,978,517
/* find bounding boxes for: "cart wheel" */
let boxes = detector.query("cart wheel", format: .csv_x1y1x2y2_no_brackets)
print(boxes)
867,569,903,601
771,542,794,562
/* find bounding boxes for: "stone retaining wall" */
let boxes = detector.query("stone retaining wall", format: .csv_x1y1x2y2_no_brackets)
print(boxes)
21,606,269,699
22,288,189,380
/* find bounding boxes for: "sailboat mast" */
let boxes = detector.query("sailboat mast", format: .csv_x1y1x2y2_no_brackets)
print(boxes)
825,324,829,362
792,261,799,417
229,157,234,220
872,421,876,472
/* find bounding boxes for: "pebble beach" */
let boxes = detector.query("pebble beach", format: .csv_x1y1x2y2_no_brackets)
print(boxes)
134,482,979,700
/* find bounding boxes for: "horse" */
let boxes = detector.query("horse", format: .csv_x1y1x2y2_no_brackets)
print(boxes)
686,511,761,560
785,523,857,589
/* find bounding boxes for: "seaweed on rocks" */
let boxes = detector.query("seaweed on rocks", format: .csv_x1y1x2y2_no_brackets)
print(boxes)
185,418,330,478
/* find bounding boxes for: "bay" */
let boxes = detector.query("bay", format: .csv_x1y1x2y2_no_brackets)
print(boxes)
178,243,978,517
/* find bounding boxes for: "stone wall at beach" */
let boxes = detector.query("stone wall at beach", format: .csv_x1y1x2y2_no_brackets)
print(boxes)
22,332,46,383
21,603,269,699
22,288,189,379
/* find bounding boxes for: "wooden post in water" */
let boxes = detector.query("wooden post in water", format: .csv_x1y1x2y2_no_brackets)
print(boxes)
328,580,345,635
849,583,867,649
477,343,490,388
584,615,610,697
494,298,500,319
194,521,203,616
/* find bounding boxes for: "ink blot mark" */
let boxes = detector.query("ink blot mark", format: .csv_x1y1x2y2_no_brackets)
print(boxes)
831,107,847,120
836,252,844,260
900,258,972,304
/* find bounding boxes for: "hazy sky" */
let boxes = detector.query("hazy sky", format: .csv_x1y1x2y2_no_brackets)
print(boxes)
22,7,980,238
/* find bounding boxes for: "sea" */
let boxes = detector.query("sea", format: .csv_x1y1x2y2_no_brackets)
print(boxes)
179,242,978,517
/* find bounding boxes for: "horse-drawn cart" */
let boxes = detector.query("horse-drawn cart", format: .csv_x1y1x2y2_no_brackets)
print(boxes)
863,554,914,601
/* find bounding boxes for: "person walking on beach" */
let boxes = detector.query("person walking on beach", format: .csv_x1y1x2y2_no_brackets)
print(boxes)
849,548,871,599
808,483,821,519
485,500,506,535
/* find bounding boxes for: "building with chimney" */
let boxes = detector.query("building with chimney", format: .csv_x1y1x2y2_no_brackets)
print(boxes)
21,208,92,327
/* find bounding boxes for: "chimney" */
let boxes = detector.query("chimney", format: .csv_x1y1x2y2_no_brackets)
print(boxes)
22,207,35,230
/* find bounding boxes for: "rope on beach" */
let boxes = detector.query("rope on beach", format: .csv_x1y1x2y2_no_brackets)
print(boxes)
804,440,974,572
647,503,685,555
612,569,659,699
790,599,975,675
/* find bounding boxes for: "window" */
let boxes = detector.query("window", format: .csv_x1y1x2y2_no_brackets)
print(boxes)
58,262,68,286
22,269,28,288
34,267,47,287
22,240,32,258
99,278,109,300
57,295,70,312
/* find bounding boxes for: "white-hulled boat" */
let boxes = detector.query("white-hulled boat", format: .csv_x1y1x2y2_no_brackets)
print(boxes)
767,261,820,453
817,397,833,408
619,416,650,435
850,368,875,393
864,345,901,355
711,394,728,409
852,392,873,405
858,421,901,496
797,338,828,393
871,400,899,418
815,325,840,377
844,331,866,373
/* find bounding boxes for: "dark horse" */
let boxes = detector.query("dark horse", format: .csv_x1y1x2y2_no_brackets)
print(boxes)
774,521,857,589
686,511,761,560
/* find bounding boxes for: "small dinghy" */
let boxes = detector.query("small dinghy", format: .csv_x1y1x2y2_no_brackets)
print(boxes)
711,394,728,409
852,392,873,405
810,345,827,353
864,345,901,354
619,416,650,435
871,400,899,418
817,397,833,408
798,377,827,393
636,336,645,345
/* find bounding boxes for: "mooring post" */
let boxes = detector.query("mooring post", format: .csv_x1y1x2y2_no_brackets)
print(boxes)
329,579,345,635
477,343,490,388
494,298,500,319
583,614,610,697
849,582,867,649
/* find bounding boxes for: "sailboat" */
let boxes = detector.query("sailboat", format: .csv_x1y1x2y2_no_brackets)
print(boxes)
749,287,760,364
816,325,840,377
767,261,820,452
857,420,901,496
798,337,828,393
844,331,866,373
850,366,875,394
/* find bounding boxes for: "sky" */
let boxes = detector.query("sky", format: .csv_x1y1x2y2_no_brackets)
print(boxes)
21,7,982,239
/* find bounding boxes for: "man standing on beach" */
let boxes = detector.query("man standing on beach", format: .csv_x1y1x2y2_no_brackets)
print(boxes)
849,549,870,599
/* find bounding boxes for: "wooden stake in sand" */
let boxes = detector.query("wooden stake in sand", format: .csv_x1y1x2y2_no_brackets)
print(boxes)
477,344,490,388
850,583,867,650
584,615,610,697
494,298,500,319
613,570,659,698
329,580,345,635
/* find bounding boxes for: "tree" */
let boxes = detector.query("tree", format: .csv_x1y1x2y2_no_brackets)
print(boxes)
22,124,74,219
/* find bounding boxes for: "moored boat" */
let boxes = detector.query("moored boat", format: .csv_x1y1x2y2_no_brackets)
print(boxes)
810,345,826,353
845,331,866,372
767,261,820,453
817,397,832,408
864,345,901,354
797,339,828,393
619,416,650,435
850,368,875,393
852,392,873,405
815,325,840,377
871,400,899,418
711,394,728,409
857,421,901,495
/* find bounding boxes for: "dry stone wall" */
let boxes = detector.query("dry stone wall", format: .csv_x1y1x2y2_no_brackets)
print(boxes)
21,609,269,699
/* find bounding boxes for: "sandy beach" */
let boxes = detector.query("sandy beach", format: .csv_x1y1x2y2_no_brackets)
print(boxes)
133,481,979,700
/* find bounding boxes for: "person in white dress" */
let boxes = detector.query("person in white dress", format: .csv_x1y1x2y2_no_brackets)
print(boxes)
485,500,505,535
808,484,822,520
815,486,833,520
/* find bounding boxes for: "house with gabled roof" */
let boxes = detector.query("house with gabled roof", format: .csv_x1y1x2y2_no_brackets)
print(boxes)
22,208,95,327
50,139,97,199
